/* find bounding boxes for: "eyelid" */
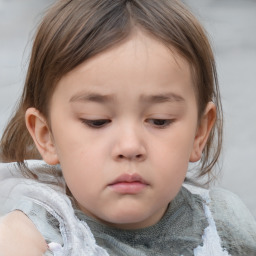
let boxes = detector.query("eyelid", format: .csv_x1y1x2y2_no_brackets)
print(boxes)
80,119,111,128
146,118,175,128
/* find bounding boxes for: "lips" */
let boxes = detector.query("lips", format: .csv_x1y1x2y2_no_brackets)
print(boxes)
108,174,148,194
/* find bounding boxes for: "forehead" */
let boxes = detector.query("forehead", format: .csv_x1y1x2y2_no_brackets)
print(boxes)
52,30,195,104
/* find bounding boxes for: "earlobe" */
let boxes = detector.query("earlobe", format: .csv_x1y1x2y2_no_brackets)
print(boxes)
25,108,59,165
190,102,216,162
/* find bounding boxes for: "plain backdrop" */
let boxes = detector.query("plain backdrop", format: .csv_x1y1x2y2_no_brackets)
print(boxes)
0,0,255,218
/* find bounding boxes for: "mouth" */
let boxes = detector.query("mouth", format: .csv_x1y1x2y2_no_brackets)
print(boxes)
108,173,149,194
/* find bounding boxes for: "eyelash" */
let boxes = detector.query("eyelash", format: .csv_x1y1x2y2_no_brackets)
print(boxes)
146,119,174,128
80,119,174,129
80,119,111,128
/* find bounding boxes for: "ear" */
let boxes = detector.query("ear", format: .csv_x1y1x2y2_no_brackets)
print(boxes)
25,108,59,165
189,102,216,162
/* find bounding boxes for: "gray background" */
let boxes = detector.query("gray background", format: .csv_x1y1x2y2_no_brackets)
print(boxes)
0,0,255,218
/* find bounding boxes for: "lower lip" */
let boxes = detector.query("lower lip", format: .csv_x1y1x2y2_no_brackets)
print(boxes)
109,182,147,194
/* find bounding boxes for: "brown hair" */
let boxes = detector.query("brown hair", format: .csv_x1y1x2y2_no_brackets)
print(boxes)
0,0,222,184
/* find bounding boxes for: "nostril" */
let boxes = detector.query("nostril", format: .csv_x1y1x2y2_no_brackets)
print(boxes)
117,154,144,160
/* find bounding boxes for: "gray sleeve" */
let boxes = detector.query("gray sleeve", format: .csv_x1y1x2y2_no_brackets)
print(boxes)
209,188,256,255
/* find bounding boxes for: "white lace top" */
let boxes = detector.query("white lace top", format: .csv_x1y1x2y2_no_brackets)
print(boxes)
0,161,255,255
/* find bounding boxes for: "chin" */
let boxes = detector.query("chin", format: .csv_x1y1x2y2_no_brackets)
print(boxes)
101,210,154,230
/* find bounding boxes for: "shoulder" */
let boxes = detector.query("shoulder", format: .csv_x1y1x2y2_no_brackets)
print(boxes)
209,187,256,255
184,184,256,254
0,160,65,218
209,187,256,231
0,211,48,256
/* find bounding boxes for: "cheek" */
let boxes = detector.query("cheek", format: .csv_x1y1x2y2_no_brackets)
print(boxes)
152,128,196,165
60,147,102,179
53,122,101,161
60,154,101,204
150,125,197,184
155,149,188,185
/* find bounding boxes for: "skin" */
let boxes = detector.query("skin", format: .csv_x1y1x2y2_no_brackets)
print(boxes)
0,29,216,254
26,30,216,229
0,211,48,255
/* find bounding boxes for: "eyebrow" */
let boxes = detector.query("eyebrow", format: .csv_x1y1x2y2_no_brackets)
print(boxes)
69,92,114,103
141,93,185,104
69,92,185,104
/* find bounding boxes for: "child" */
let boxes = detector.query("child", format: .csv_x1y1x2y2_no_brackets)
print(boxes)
0,0,255,255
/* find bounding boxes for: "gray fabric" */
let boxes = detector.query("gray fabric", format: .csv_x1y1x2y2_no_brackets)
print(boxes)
75,187,208,256
7,176,256,255
209,188,256,256
13,199,63,256
13,199,63,246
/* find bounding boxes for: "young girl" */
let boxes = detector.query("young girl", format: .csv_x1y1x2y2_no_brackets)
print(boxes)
0,0,255,255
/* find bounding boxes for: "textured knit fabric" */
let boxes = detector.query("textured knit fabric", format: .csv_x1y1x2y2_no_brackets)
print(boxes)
209,188,256,255
0,161,256,256
75,187,208,256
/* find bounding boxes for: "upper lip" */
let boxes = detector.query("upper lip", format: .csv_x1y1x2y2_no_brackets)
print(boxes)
109,173,148,185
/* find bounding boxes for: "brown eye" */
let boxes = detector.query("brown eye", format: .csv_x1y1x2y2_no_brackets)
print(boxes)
147,119,173,128
80,119,111,128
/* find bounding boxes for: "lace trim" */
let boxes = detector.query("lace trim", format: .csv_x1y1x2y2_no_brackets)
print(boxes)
25,185,109,256
184,185,231,256
48,242,64,256
0,161,235,255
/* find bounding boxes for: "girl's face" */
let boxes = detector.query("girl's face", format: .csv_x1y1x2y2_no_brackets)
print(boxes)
36,30,213,229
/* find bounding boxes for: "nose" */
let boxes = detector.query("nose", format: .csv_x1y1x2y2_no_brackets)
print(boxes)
112,125,147,162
